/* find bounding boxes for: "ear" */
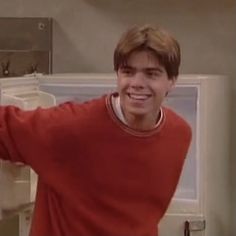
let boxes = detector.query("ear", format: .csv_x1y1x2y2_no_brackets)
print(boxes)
168,76,177,91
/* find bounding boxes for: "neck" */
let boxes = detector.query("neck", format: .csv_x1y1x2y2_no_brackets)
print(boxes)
111,94,162,131
122,110,161,131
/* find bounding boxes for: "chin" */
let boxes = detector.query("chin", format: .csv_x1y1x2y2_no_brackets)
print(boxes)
127,108,149,117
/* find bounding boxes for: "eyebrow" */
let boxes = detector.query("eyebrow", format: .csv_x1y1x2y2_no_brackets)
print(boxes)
121,65,164,73
145,67,164,73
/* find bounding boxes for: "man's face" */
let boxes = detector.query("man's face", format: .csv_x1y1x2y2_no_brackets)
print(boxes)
117,50,176,127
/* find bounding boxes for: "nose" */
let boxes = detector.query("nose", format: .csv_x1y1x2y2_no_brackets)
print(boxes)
130,72,145,89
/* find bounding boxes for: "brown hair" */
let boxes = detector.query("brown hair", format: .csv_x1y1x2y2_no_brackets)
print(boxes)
113,25,181,79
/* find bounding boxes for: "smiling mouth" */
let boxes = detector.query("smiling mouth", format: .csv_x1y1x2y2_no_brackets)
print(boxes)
127,93,151,100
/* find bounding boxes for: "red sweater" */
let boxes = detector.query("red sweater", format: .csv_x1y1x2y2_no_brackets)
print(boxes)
0,94,191,236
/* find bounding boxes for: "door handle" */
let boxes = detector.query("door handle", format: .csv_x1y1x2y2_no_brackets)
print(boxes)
184,221,190,236
184,220,206,236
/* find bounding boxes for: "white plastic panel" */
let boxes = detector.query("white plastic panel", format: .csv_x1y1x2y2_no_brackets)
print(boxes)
0,76,56,109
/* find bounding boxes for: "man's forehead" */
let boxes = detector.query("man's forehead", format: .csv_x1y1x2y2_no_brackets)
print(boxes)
121,64,162,70
120,62,165,72
126,50,163,64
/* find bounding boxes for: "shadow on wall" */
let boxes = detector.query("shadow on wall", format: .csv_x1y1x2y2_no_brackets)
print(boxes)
230,89,236,235
81,0,175,26
83,0,235,17
52,20,100,73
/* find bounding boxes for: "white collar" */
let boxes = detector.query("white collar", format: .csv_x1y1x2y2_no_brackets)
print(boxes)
111,94,163,128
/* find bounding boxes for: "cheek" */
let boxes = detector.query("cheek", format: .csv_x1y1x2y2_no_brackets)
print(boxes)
116,78,122,91
161,82,173,94
151,84,169,96
117,78,128,92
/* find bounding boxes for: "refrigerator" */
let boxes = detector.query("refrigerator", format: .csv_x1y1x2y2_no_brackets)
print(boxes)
0,73,231,236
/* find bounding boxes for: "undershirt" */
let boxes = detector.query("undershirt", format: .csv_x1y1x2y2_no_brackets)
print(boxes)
111,94,163,128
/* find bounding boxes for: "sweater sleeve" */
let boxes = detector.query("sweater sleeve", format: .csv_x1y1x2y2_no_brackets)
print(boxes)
0,103,78,166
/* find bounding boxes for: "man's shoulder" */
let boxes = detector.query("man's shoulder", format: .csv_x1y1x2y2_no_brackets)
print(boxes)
162,106,192,137
60,95,107,112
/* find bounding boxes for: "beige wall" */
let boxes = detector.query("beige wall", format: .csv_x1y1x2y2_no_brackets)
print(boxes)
0,0,235,234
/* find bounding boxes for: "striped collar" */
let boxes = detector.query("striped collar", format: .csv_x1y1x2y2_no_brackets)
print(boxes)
111,94,164,129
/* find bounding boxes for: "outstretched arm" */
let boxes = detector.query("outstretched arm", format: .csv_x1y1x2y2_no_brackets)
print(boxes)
0,103,77,166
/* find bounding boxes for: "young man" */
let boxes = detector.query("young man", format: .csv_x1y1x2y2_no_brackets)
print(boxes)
0,25,191,236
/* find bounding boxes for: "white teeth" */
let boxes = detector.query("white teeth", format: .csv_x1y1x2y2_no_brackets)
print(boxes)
129,94,149,100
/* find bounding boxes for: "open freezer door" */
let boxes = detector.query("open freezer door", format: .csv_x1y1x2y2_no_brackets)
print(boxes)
0,76,56,236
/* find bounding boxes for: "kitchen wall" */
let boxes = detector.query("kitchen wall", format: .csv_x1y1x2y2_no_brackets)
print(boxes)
0,0,235,234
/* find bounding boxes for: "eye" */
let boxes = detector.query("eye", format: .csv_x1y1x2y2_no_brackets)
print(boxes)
145,70,159,78
120,68,134,76
147,71,156,76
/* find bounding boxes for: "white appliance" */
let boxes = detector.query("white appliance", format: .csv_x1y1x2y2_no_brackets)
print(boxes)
0,73,231,236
